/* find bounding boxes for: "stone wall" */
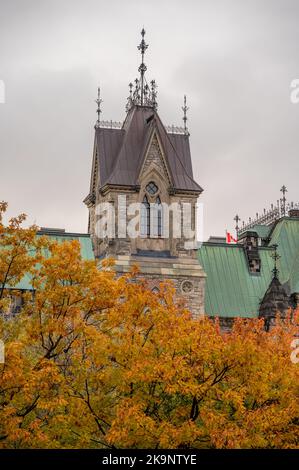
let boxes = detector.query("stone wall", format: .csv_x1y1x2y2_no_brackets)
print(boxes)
87,130,205,318
110,254,206,318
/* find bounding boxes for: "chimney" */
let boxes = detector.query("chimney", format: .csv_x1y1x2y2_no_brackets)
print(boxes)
239,231,261,273
288,209,299,218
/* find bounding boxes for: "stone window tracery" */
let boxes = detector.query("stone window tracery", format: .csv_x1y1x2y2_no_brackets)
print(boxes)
141,183,163,238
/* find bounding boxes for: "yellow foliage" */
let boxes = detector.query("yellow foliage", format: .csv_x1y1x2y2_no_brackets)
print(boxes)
0,203,298,448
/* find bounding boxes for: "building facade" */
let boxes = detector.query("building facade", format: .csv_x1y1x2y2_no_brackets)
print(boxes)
3,31,299,325
84,30,206,316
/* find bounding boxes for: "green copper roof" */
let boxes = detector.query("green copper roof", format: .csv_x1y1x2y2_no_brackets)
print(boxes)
269,217,299,293
7,218,299,319
199,217,299,318
198,244,273,318
38,232,95,262
12,232,94,291
249,224,272,239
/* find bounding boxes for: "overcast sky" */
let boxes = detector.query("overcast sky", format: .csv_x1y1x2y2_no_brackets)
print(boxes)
0,0,298,240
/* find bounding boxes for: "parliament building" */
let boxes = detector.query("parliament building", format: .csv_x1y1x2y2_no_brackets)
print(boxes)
11,31,299,327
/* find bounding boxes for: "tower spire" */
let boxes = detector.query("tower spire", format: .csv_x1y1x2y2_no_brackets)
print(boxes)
182,95,189,135
138,28,148,106
126,28,158,112
95,87,102,128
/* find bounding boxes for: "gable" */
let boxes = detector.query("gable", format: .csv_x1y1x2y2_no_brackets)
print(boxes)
138,132,172,186
105,106,203,193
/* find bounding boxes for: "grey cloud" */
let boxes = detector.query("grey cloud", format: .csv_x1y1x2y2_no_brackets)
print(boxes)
0,0,298,239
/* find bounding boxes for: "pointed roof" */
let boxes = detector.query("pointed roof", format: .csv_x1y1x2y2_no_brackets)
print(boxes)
259,276,290,319
92,106,202,194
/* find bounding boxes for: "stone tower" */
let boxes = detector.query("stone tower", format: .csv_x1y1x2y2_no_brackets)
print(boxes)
84,30,206,316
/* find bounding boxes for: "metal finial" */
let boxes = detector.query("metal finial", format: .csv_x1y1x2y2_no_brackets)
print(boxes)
138,28,148,56
182,95,189,135
144,83,149,100
271,244,280,279
137,28,148,106
150,79,157,110
280,185,287,216
126,82,133,113
95,87,102,128
126,29,158,112
234,214,240,238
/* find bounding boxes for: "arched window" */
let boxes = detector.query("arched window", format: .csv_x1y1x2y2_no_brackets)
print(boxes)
141,195,150,237
153,196,163,237
141,183,163,238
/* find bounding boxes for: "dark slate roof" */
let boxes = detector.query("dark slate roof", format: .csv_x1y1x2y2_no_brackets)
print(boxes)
96,128,124,188
168,133,194,179
94,106,202,193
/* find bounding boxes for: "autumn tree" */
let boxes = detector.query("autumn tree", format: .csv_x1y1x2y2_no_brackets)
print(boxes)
0,202,48,308
0,203,298,448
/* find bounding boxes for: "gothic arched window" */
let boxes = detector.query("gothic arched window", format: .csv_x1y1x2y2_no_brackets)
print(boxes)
141,195,150,237
141,183,163,238
153,196,163,237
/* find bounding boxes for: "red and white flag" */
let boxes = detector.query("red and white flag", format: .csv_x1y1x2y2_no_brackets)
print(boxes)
226,231,238,244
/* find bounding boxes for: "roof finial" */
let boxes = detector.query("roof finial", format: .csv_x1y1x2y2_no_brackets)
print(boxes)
129,82,133,98
234,214,240,238
125,82,133,112
138,28,148,106
150,79,157,110
182,95,189,135
271,244,280,279
126,29,157,112
280,185,287,216
95,87,102,128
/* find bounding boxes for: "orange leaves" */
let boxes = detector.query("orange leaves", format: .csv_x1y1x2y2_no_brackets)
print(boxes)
0,203,299,448
0,204,48,307
100,304,299,449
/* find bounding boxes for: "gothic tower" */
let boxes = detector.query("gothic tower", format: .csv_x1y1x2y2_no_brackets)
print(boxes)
84,29,206,316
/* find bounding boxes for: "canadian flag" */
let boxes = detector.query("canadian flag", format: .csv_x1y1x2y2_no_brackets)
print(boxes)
226,231,238,244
